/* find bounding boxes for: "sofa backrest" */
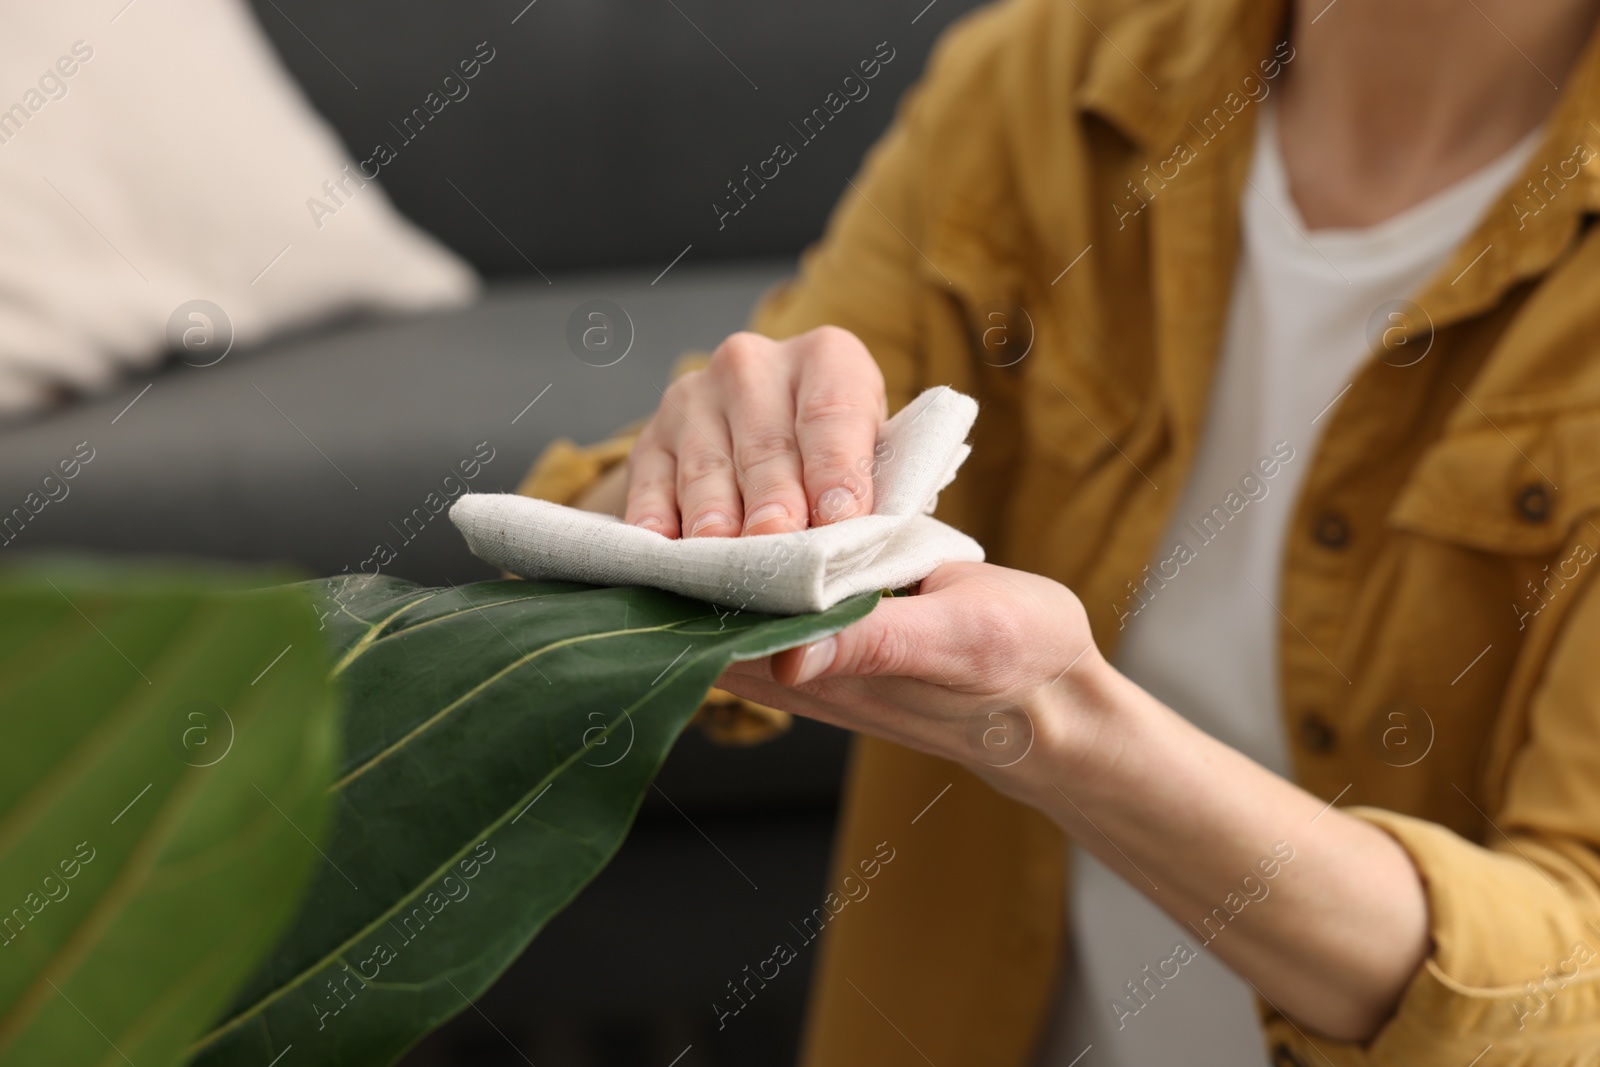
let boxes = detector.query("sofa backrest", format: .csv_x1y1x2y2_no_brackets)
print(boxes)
247,0,989,277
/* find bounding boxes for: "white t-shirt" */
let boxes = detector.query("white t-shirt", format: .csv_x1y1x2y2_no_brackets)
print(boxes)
1033,104,1542,1066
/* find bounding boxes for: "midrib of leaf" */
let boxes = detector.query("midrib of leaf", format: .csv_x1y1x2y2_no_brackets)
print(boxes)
326,591,442,677
189,630,714,1053
0,677,280,1053
0,598,223,869
328,590,568,677
329,616,711,792
487,637,738,855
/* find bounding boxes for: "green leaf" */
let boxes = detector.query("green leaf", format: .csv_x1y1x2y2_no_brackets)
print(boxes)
191,576,879,1067
0,563,340,1067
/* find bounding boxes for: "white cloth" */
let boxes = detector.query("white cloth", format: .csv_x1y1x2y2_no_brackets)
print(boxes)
1037,106,1543,1066
0,0,476,417
450,387,985,614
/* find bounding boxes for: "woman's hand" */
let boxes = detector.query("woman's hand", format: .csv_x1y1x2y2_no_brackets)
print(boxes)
624,327,887,539
717,561,1120,806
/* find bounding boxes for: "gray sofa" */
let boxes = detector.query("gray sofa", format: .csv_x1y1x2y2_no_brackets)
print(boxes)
0,2,987,1064
0,263,788,587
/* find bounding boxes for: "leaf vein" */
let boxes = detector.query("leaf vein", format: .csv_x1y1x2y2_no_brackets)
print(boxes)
330,620,697,792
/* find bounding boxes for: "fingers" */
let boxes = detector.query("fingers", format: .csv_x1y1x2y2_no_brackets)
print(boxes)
622,436,680,537
674,411,742,538
623,327,884,539
628,373,742,539
725,355,808,536
793,328,885,524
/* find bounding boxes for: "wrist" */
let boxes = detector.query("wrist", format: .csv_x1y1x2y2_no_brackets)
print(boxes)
1008,647,1178,818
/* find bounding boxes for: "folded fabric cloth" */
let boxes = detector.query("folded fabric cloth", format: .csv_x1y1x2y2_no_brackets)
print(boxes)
449,387,985,614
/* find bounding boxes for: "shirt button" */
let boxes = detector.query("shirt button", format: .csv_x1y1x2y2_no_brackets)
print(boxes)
1312,512,1350,549
1271,1043,1307,1067
1298,713,1336,753
1517,484,1551,523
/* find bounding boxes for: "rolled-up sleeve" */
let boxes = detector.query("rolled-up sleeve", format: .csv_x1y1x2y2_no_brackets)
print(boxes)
1269,574,1600,1064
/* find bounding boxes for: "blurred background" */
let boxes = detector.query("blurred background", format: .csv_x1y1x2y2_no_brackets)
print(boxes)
0,1,987,1063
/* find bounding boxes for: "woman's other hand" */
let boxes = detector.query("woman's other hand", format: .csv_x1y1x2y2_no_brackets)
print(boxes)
624,326,887,539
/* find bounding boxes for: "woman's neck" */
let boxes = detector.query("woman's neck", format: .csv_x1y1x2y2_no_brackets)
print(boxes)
1278,0,1600,228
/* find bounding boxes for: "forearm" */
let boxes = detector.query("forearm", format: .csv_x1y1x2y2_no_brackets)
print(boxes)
1018,661,1431,1040
721,561,1432,1037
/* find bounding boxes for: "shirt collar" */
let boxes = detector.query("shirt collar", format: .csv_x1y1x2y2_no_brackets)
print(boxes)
1071,0,1600,376
1072,0,1289,152
1412,24,1600,334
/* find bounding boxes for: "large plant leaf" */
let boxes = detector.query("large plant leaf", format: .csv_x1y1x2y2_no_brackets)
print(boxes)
0,563,340,1067
191,575,878,1067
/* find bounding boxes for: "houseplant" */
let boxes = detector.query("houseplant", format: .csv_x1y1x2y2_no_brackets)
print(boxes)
0,564,876,1066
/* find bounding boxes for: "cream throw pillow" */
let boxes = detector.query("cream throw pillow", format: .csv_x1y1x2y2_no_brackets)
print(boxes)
0,0,478,417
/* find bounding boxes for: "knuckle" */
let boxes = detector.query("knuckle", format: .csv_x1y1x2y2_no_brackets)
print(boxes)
805,325,884,383
675,454,732,495
804,444,860,479
853,621,906,677
628,470,670,500
712,332,768,374
677,446,730,489
663,369,702,398
798,387,874,428
806,323,863,354
967,603,1024,675
659,374,702,417
617,463,656,495
620,463,652,492
736,427,800,468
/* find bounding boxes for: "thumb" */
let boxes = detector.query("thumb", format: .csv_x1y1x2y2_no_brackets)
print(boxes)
772,599,927,686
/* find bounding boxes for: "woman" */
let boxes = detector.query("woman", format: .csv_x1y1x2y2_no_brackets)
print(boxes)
547,0,1600,1062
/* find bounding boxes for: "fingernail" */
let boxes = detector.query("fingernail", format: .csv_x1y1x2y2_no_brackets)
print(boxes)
689,511,733,537
635,516,665,534
816,486,858,523
743,502,789,532
794,636,837,684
